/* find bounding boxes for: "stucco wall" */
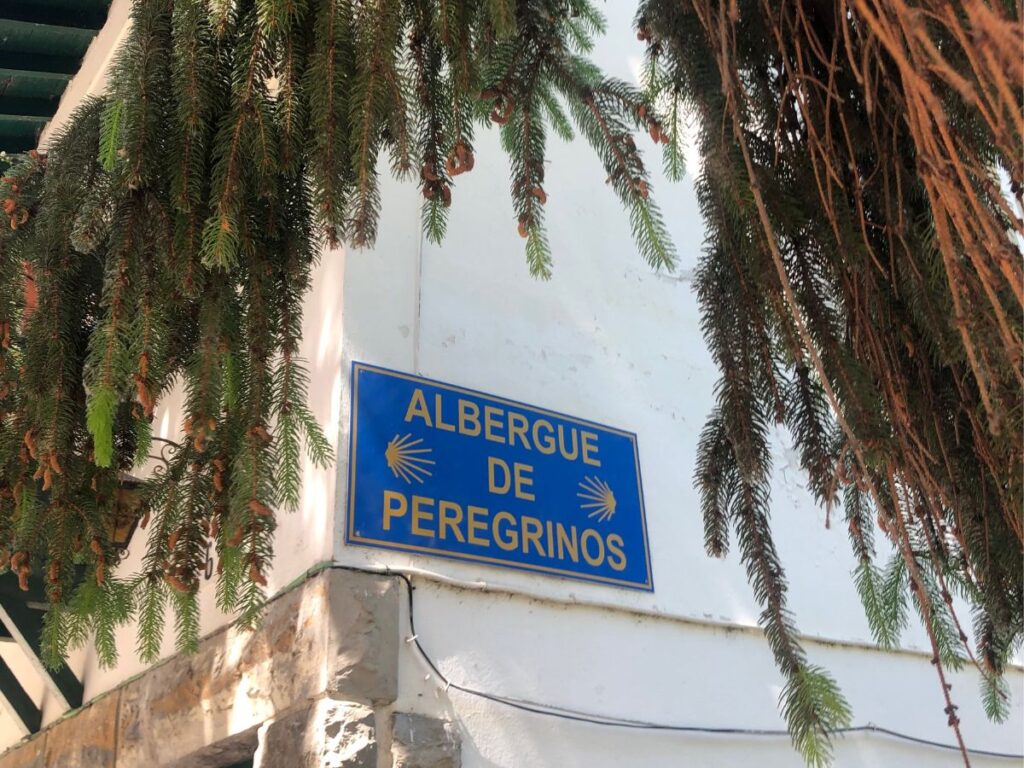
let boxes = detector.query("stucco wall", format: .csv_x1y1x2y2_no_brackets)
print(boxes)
332,3,1023,765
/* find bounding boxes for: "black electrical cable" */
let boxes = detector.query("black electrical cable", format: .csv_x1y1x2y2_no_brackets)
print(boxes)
331,568,1022,762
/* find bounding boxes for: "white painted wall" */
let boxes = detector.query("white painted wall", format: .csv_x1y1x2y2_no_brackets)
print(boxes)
334,3,1024,765
0,3,1019,766
388,582,1020,768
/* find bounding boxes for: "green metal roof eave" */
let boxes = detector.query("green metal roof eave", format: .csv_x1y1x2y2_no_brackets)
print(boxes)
0,69,72,101
0,1,112,154
0,19,98,59
2,0,112,30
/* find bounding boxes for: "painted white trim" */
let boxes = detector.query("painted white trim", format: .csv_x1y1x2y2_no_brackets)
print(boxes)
0,605,70,712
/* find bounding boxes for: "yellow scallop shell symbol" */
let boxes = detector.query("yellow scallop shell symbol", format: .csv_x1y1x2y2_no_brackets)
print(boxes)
385,433,435,484
578,476,616,523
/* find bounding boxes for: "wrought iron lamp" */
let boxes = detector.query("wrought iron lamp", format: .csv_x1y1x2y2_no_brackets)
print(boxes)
110,475,144,551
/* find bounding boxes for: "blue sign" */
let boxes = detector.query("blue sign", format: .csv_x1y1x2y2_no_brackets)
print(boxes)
346,363,653,590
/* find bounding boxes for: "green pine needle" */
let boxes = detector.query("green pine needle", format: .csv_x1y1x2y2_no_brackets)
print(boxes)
487,0,517,38
136,577,167,665
780,665,852,768
87,386,118,468
99,99,124,172
200,212,240,270
980,671,1011,723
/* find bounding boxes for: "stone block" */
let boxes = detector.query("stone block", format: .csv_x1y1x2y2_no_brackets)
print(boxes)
390,713,460,768
43,691,118,768
115,569,400,767
258,699,376,768
325,570,400,705
0,569,401,768
164,727,260,768
117,574,331,768
0,734,45,768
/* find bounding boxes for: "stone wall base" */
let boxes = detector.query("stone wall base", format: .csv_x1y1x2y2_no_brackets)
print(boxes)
0,568,459,768
390,712,461,768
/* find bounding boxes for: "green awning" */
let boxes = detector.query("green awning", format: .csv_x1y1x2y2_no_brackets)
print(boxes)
0,1,111,153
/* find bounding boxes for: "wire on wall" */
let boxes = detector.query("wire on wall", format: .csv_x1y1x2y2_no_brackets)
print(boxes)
334,566,1023,762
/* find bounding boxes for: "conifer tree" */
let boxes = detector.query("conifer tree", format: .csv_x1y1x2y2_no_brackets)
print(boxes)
0,1,1019,765
0,0,672,691
637,1,1022,764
